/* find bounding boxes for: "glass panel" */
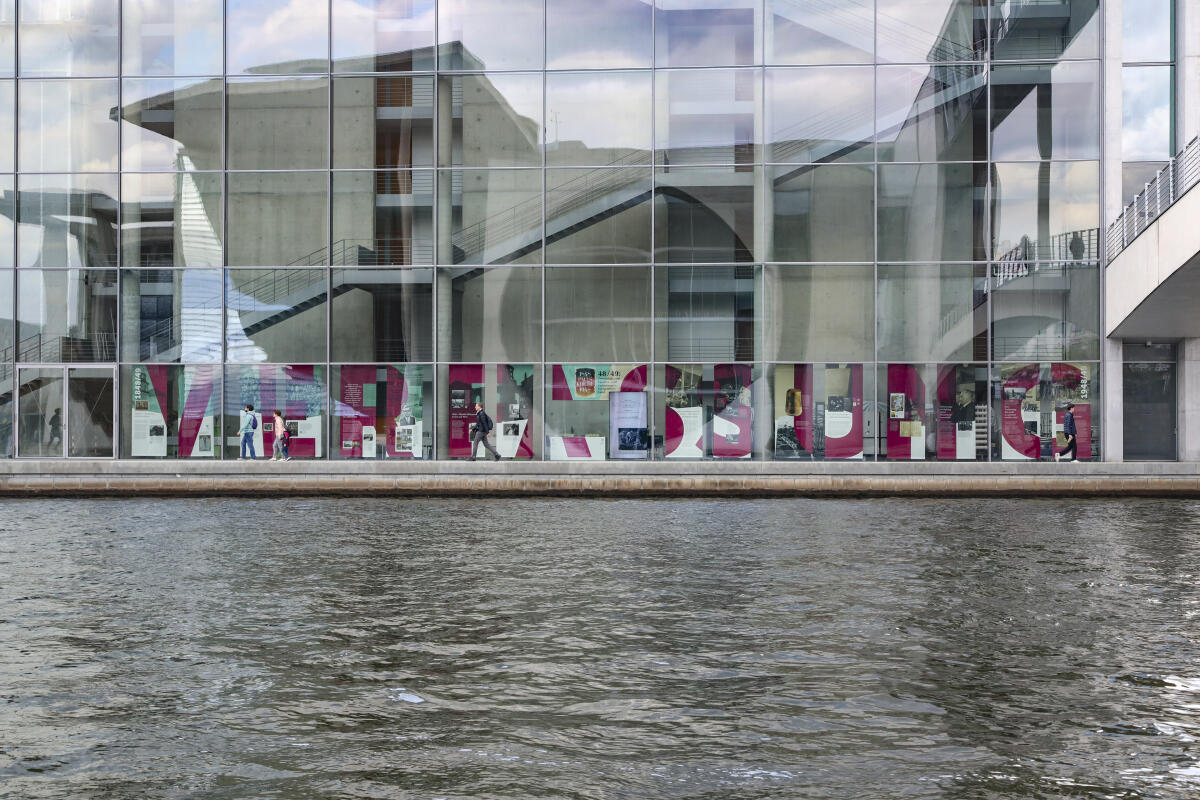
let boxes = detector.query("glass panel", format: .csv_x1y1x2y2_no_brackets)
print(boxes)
17,367,63,457
546,168,652,264
18,175,119,269
0,269,10,356
766,67,873,164
991,0,1100,61
0,80,13,171
332,0,436,72
655,0,759,67
332,171,434,266
332,364,432,459
67,367,114,457
1122,160,1169,205
0,365,12,457
121,365,221,458
762,264,873,362
766,0,873,65
877,264,988,362
332,76,435,169
438,0,543,71
654,264,757,362
441,267,542,362
879,363,988,461
545,266,651,361
546,71,652,166
1123,361,1176,461
18,79,119,172
224,365,327,459
440,73,542,168
441,363,540,459
121,173,223,268
121,78,223,171
1123,0,1173,63
0,175,14,266
655,166,757,263
991,62,1100,161
769,164,874,263
877,0,986,63
546,363,649,460
119,270,223,363
227,172,328,267
991,262,1099,361
439,169,542,265
876,65,987,162
878,163,987,262
227,0,329,75
226,269,329,363
1122,65,1173,162
659,363,760,459
19,0,118,77
0,1,13,78
330,268,433,361
227,77,328,170
17,270,118,362
546,0,653,70
655,69,759,166
992,361,1098,461
123,0,224,76
991,161,1099,261
770,363,870,460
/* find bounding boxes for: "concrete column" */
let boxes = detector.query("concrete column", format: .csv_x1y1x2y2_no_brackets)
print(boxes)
435,77,455,459
1178,0,1200,146
1178,338,1200,461
1102,337,1123,461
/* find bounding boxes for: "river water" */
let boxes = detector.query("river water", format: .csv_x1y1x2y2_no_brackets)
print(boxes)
3,498,1200,799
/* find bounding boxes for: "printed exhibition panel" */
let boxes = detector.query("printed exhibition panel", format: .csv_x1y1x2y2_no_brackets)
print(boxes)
336,365,426,459
665,364,754,459
998,362,1095,460
773,364,864,460
548,364,648,461
447,364,535,459
127,365,219,458
228,365,325,458
886,364,929,460
934,365,987,461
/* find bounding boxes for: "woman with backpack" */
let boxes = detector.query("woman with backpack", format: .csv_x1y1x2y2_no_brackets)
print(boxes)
272,409,290,461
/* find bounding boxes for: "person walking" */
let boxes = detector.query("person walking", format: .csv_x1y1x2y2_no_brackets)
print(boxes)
1056,402,1078,462
271,409,289,461
47,408,62,449
239,404,258,460
470,402,501,461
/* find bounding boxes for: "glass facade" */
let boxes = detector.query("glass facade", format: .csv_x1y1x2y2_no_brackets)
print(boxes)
0,0,1107,461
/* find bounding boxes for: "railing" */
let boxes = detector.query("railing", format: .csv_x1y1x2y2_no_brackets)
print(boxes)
1107,136,1200,261
997,228,1100,266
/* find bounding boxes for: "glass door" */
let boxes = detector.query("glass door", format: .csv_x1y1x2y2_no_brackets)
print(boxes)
67,367,116,458
16,366,116,458
17,368,65,457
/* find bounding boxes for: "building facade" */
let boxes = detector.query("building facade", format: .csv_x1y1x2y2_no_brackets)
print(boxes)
0,0,1183,462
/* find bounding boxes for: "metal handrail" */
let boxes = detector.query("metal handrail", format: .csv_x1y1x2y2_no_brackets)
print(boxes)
1108,135,1200,261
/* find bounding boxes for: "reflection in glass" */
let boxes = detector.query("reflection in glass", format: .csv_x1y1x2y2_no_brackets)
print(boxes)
655,265,756,362
331,268,433,362
770,164,873,262
440,73,542,168
226,270,328,363
440,170,542,265
333,0,435,72
991,161,1099,261
227,172,328,267
770,363,870,460
767,66,873,164
767,0,873,65
878,163,986,262
879,363,988,461
877,264,987,362
332,365,432,459
0,80,12,172
228,77,328,170
656,69,758,166
333,76,435,169
0,365,12,458
333,171,434,266
656,167,757,263
120,365,221,458
1122,65,1173,162
546,168,652,264
18,174,118,268
18,79,119,172
123,0,223,75
992,361,1099,460
1122,161,1169,205
441,267,542,362
121,78,223,171
227,0,328,74
439,363,540,460
119,270,223,363
17,270,118,362
546,266,651,361
223,365,326,459
658,362,760,459
121,173,223,268
547,0,652,70
19,0,118,76
0,175,13,265
0,271,9,355
877,0,986,63
438,0,543,71
1123,0,1173,63
763,265,873,362
991,263,1099,361
546,364,649,461
991,0,1099,61
877,64,987,162
991,62,1100,161
67,367,114,457
655,0,759,67
17,368,63,457
0,1,13,78
546,71,652,166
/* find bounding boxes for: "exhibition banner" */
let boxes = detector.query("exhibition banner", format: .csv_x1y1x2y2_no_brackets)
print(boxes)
886,364,926,460
551,364,648,400
130,364,168,457
386,365,424,458
1052,362,1093,459
1000,363,1043,460
609,390,649,459
823,364,864,460
238,365,324,458
936,365,979,461
447,364,485,458
665,364,704,459
338,365,377,458
773,364,814,458
712,363,752,459
497,364,534,459
178,365,217,458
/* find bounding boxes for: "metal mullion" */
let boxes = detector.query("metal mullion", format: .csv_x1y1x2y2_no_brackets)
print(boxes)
649,0,656,460
539,2,547,462
326,0,333,461
431,0,440,459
